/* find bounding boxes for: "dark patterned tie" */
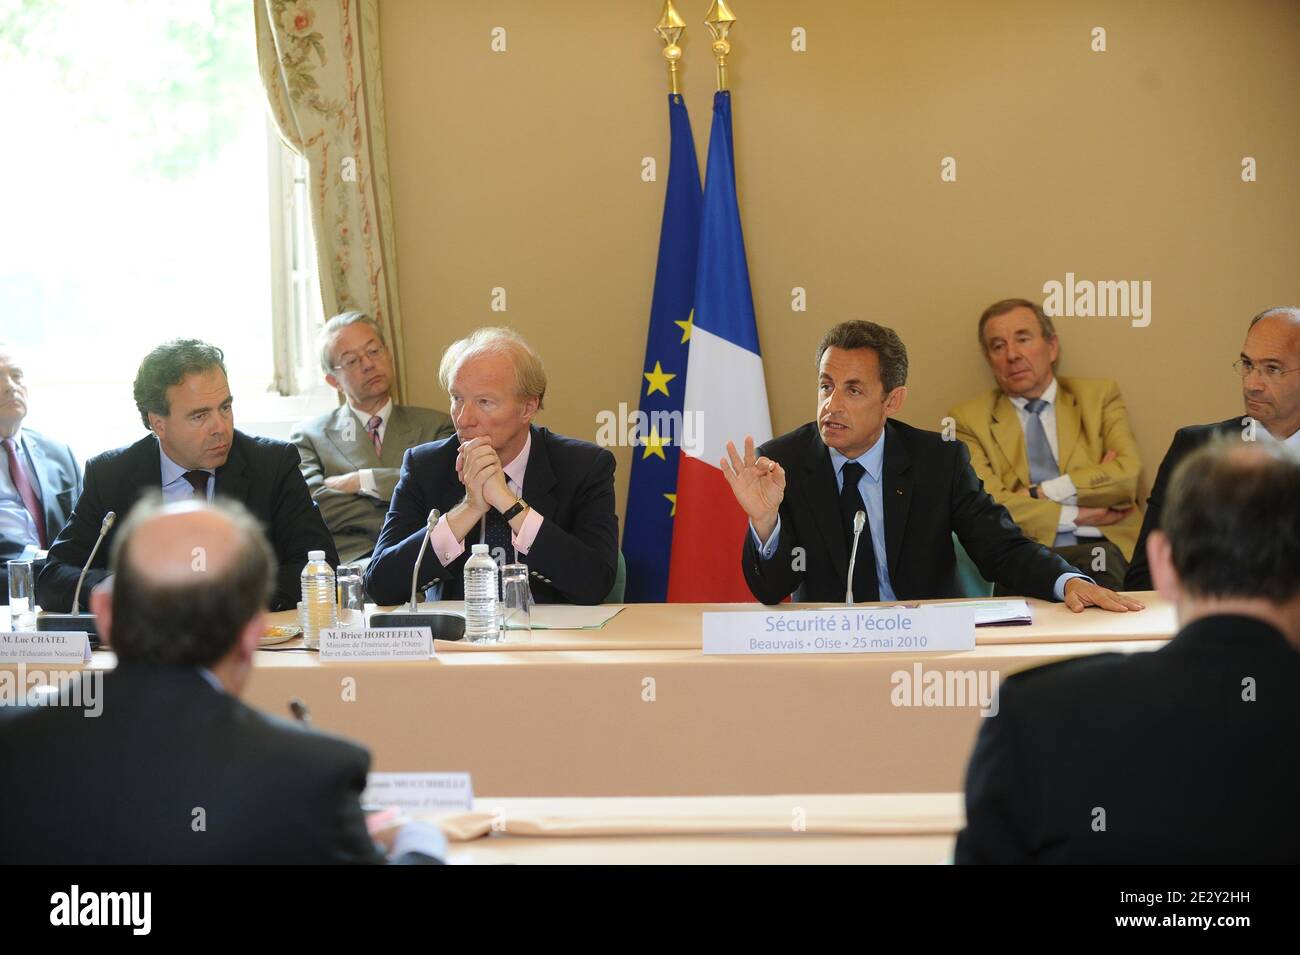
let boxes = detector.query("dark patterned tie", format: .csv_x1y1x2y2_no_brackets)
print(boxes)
483,506,515,567
366,414,383,458
838,460,879,602
3,437,47,548
183,470,210,499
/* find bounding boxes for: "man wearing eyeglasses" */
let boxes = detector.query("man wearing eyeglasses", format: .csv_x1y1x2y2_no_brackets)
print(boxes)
1124,305,1300,590
290,313,454,564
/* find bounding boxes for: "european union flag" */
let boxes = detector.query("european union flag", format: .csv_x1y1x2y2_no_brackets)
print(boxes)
622,93,702,602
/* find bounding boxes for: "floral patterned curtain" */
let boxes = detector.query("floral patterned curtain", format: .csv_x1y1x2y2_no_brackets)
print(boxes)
256,0,407,401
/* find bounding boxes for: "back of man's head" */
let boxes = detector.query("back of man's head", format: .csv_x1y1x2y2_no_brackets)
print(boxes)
105,496,275,668
1162,440,1300,606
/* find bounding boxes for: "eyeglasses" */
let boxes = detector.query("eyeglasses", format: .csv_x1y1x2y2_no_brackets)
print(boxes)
332,343,387,374
1232,358,1300,380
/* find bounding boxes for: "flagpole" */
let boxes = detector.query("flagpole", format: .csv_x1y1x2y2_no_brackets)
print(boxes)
654,1,686,96
704,0,737,91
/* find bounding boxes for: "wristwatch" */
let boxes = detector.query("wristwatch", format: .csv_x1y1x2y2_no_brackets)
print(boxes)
1028,485,1040,499
500,498,528,522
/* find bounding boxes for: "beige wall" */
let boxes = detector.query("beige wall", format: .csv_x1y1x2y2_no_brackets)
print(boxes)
378,0,1300,529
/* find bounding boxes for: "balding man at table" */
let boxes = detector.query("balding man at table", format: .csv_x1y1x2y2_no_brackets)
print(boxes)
0,496,442,863
958,439,1300,863
1124,305,1300,590
0,341,81,603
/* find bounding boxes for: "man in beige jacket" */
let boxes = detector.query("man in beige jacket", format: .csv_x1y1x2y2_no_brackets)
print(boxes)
947,298,1142,589
291,313,454,564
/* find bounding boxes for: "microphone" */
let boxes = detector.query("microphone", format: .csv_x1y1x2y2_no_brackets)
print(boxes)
288,698,312,725
408,508,439,612
369,508,466,640
73,512,116,614
37,511,117,645
845,510,866,606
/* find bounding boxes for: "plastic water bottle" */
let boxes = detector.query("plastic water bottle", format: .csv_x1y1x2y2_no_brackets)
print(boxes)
464,544,499,643
301,550,337,649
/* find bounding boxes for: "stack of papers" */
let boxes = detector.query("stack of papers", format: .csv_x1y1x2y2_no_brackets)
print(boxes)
928,599,1033,627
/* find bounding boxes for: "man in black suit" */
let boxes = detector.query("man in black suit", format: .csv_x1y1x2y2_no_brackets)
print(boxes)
37,339,336,612
366,327,617,605
957,439,1300,863
0,341,81,604
0,496,441,863
1124,305,1300,590
725,320,1141,611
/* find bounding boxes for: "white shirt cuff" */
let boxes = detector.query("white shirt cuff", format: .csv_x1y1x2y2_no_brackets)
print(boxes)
1057,504,1079,533
1038,473,1076,504
358,468,380,498
749,517,781,559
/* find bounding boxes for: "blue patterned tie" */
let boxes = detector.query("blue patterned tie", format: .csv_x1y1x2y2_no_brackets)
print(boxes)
1024,399,1075,547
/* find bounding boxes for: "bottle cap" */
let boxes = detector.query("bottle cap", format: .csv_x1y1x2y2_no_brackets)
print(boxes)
308,550,326,561
471,544,490,555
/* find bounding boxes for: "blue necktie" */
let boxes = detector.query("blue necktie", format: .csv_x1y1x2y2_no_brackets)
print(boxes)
1023,399,1075,547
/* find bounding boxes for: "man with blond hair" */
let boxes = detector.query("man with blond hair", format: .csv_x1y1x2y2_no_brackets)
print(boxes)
366,327,618,605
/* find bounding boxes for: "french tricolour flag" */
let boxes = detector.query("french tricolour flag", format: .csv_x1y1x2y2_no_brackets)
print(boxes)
667,90,772,602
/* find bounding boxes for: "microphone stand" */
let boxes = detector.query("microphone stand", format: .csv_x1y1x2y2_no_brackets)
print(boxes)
369,508,466,640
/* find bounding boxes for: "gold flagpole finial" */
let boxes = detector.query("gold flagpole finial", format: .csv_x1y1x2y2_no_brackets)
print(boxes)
704,0,737,91
654,1,687,96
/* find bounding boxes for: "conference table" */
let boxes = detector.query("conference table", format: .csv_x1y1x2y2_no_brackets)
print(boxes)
5,594,1174,799
428,792,965,865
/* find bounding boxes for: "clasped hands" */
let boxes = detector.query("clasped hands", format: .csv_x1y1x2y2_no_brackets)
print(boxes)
455,437,516,515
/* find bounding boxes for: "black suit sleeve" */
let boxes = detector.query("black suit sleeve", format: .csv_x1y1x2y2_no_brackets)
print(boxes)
521,448,619,605
265,442,339,612
365,448,463,606
36,454,113,613
948,440,1075,600
954,682,1036,864
1123,427,1203,591
741,507,802,605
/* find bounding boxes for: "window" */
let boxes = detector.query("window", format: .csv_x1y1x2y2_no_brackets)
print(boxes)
0,0,332,463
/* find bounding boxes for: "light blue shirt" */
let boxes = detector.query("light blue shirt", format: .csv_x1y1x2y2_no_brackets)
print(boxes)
0,429,44,558
159,443,214,503
751,429,1085,602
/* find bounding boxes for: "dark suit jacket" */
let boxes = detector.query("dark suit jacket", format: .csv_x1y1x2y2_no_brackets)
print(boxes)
1122,417,1244,591
37,430,337,612
291,403,455,563
365,425,618,606
741,420,1076,603
0,664,407,864
956,615,1300,863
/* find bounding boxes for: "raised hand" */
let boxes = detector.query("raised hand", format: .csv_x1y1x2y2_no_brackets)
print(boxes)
720,436,786,538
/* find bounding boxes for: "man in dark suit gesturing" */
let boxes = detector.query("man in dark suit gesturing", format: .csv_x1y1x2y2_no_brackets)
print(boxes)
1,497,441,863
366,327,618,606
1124,305,1300,590
957,439,1300,863
725,321,1141,611
37,340,336,612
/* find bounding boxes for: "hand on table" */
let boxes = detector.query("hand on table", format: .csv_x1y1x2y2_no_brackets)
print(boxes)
1063,578,1145,614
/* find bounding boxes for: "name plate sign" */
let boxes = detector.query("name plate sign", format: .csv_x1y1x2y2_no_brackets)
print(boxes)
363,772,474,812
319,627,433,661
702,606,976,655
0,631,91,665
